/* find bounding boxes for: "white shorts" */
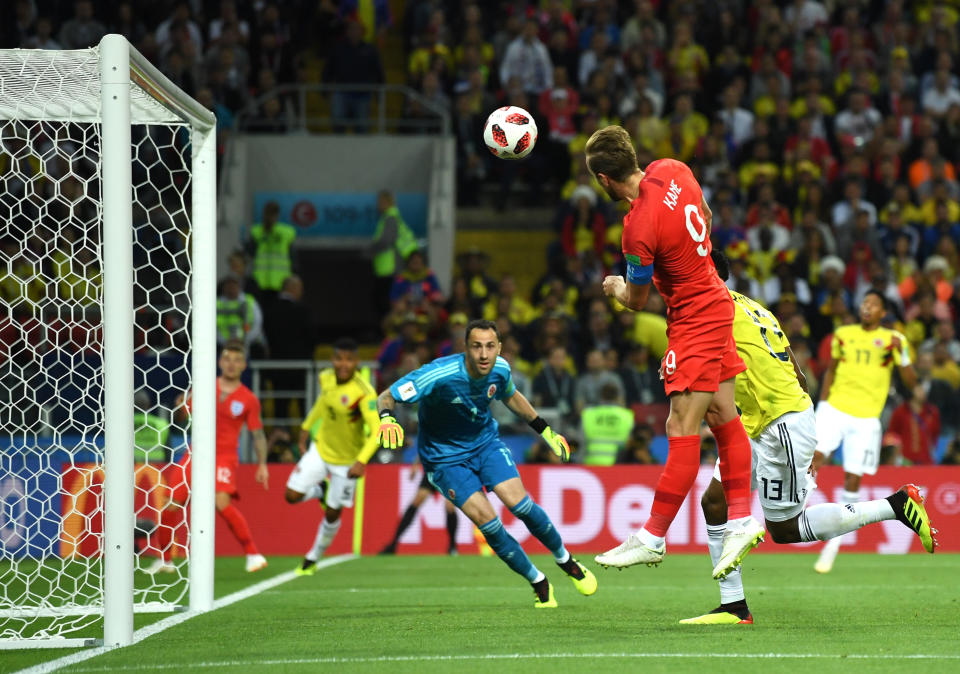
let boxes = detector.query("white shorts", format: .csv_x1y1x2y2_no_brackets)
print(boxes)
815,401,882,476
714,406,817,522
285,444,356,509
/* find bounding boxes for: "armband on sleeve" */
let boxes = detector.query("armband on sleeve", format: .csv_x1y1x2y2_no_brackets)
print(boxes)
626,260,654,285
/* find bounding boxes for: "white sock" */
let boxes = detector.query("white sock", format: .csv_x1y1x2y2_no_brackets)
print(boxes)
798,498,895,542
707,524,744,604
300,484,324,503
532,570,545,583
555,550,571,564
636,527,665,550
306,518,341,562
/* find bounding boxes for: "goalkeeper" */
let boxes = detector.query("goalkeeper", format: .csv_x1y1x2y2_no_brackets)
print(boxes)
376,319,597,608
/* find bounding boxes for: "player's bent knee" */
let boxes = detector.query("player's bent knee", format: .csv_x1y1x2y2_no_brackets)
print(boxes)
324,507,342,523
766,518,802,544
214,492,231,512
284,488,304,504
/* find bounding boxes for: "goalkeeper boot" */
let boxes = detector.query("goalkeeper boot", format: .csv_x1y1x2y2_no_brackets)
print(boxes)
680,600,754,625
557,557,597,596
295,558,317,576
888,484,940,553
245,553,268,573
532,578,557,609
595,534,664,569
712,516,765,579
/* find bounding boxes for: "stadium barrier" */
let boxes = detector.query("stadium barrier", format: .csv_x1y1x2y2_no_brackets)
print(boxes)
207,464,959,556
16,463,954,560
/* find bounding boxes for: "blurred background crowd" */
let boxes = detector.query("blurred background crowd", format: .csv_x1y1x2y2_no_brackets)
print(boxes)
2,0,959,467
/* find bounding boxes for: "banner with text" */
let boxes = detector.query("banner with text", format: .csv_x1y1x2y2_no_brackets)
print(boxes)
213,464,960,557
251,192,428,239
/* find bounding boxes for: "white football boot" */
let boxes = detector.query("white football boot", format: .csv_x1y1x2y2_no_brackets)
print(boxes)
712,516,765,579
595,534,665,569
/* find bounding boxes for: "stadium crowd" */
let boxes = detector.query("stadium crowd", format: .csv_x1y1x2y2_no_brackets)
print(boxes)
2,1,959,466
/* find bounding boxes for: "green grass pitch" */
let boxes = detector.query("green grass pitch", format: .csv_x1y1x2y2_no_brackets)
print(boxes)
3,553,959,673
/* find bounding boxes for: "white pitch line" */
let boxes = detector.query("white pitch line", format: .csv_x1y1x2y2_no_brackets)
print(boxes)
13,555,356,674
261,583,944,595
65,651,960,671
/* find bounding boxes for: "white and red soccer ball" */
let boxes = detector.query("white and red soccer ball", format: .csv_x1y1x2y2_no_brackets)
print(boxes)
483,106,538,160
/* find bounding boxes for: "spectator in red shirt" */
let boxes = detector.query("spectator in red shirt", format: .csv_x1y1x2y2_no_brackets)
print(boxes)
887,384,941,464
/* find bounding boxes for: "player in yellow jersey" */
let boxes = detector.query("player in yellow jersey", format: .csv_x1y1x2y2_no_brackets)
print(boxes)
285,338,380,575
680,254,938,625
811,290,925,573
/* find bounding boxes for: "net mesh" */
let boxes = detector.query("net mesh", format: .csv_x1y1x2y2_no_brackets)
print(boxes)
0,100,194,639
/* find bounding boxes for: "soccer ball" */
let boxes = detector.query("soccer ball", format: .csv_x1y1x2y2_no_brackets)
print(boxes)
483,106,537,160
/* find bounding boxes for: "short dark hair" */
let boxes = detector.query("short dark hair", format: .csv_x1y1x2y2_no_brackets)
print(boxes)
465,319,500,342
863,289,888,310
711,249,730,281
222,339,246,355
585,125,638,182
599,382,620,403
333,337,358,352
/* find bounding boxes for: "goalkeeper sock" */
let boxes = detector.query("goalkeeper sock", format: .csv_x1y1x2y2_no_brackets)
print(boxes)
390,504,419,545
509,495,568,561
306,517,342,562
707,523,745,603
445,508,458,550
712,418,753,520
644,435,700,537
798,495,893,542
479,516,540,582
219,504,258,555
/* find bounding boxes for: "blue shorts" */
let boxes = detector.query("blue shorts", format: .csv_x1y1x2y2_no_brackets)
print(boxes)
424,439,519,508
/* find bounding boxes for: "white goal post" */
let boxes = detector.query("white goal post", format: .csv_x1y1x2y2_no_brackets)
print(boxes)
0,35,216,648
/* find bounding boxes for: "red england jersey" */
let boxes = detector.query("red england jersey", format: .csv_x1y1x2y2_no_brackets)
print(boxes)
187,380,263,457
215,381,262,457
622,158,732,330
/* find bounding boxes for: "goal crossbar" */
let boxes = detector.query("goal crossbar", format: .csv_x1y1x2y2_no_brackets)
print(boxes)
0,42,214,130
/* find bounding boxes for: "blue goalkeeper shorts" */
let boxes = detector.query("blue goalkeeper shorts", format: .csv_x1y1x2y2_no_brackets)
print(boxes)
424,439,519,508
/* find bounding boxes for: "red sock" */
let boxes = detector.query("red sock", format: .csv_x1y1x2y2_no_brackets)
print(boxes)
149,505,181,563
645,435,701,537
712,417,752,520
219,504,258,554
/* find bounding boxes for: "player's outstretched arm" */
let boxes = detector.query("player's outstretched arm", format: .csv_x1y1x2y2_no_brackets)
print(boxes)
786,346,808,393
504,390,571,462
892,334,918,390
252,428,269,489
817,358,839,406
376,389,405,450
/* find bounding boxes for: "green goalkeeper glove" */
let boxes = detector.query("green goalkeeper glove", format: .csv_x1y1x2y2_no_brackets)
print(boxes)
377,414,404,450
541,426,570,462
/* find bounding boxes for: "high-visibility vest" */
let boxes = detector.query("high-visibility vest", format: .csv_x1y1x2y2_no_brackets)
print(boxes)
581,405,635,466
134,412,170,463
250,221,297,291
372,206,417,277
216,295,256,342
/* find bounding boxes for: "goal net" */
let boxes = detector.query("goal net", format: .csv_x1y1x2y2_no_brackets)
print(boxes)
0,36,217,648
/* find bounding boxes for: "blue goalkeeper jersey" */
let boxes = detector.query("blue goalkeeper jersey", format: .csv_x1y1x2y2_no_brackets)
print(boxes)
389,354,516,466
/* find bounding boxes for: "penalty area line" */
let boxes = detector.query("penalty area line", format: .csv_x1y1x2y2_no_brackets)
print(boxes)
13,555,356,674
64,651,960,671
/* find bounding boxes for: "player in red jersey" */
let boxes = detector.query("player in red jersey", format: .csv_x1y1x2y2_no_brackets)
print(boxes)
585,126,764,577
147,340,270,574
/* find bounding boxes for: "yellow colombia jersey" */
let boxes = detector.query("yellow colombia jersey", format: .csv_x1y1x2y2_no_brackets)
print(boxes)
729,290,812,438
301,369,381,466
828,324,911,419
